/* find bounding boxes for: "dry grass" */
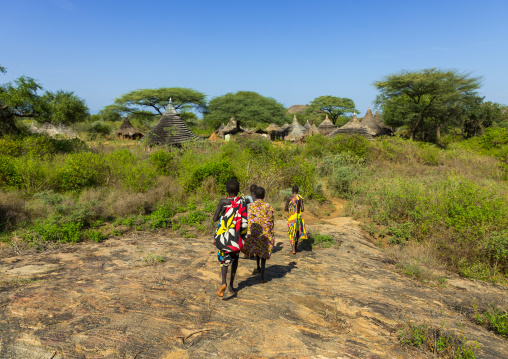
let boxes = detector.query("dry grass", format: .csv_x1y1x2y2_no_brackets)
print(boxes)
0,191,28,232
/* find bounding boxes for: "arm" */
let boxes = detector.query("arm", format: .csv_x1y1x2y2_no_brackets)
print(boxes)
299,199,304,213
284,197,291,211
212,198,229,222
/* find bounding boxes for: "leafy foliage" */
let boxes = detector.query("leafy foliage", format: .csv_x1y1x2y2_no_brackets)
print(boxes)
204,91,287,128
305,96,357,125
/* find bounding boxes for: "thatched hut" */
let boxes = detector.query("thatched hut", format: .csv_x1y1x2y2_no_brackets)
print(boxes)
280,123,291,137
305,123,321,137
328,112,373,140
265,123,282,140
288,115,307,134
115,117,143,140
145,98,199,145
317,114,337,136
304,120,311,132
359,108,385,137
285,126,305,142
218,117,244,138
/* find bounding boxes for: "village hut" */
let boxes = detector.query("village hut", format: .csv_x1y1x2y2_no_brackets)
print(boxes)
360,108,385,137
265,123,282,140
373,110,393,136
208,131,222,142
218,117,245,138
145,98,199,145
285,126,305,142
115,117,143,140
317,114,337,136
287,105,309,114
327,112,373,140
304,122,321,137
304,120,311,132
29,122,39,134
288,115,307,134
280,123,291,137
217,123,225,132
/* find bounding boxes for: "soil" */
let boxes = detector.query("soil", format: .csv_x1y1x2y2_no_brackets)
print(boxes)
1,205,507,358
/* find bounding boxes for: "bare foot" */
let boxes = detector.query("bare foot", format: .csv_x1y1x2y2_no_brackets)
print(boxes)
260,278,265,283
217,284,227,297
252,268,260,275
290,251,296,255
227,286,236,294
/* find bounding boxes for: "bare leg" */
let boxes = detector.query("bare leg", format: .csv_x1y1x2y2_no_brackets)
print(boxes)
253,256,260,274
228,255,238,293
260,258,266,283
295,231,300,253
217,266,228,297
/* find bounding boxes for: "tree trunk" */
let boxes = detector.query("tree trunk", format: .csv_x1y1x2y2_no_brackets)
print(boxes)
436,124,441,141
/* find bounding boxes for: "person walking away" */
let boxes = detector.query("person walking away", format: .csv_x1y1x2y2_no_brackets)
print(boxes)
213,179,248,297
284,184,307,254
243,186,274,283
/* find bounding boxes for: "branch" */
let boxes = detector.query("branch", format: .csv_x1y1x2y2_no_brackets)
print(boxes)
177,328,211,344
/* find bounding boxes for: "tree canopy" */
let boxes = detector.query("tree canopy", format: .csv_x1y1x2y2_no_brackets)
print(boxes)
204,91,287,128
0,70,89,134
112,87,206,116
374,68,481,141
305,96,357,125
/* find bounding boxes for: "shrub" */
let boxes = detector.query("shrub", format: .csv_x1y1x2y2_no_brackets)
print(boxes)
147,201,175,229
330,134,370,158
25,220,83,243
474,304,508,338
56,152,109,191
186,160,237,193
302,135,332,158
0,156,22,189
327,166,358,197
149,149,175,175
121,162,158,193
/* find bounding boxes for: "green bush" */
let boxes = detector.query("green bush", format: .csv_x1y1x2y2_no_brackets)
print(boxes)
85,229,107,242
302,135,332,158
121,162,158,193
186,160,237,193
327,166,358,197
330,134,370,158
148,201,175,229
56,152,109,191
25,220,83,243
149,149,175,175
0,156,22,189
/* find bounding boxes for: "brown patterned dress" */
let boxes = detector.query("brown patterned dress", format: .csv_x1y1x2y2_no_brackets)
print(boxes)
243,199,275,259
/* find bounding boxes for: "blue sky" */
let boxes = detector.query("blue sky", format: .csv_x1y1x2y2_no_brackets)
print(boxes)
1,0,507,115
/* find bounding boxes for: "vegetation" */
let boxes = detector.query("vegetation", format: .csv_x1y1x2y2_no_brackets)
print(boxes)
305,95,358,125
204,91,287,128
398,318,479,358
374,68,481,141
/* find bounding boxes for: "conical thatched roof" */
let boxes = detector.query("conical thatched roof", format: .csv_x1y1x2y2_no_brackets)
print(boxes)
265,123,282,133
288,115,307,134
372,110,393,135
280,123,291,136
317,114,336,135
305,123,321,137
374,110,381,122
146,98,199,145
327,112,373,140
304,120,311,131
115,117,143,139
359,108,384,136
285,125,305,142
217,123,225,132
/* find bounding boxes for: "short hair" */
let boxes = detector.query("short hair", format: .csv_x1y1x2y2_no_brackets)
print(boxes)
253,186,265,199
292,184,299,194
250,184,257,193
226,179,240,195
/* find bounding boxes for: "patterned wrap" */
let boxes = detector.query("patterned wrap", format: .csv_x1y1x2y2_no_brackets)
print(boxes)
242,200,275,259
214,196,248,254
287,194,307,244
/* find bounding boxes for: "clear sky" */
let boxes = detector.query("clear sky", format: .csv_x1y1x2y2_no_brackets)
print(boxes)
1,0,507,115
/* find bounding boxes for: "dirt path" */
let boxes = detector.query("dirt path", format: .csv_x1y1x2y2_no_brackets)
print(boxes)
1,207,507,358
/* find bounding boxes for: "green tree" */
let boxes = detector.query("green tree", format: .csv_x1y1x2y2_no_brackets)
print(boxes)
40,90,89,125
204,91,287,128
0,72,89,134
374,68,481,141
305,96,357,125
113,87,206,116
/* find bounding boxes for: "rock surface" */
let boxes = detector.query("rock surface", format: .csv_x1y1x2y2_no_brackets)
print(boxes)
1,212,507,358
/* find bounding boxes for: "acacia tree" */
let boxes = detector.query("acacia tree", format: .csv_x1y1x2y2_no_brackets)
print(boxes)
374,68,481,141
204,91,287,128
0,70,89,134
305,96,357,125
113,87,206,116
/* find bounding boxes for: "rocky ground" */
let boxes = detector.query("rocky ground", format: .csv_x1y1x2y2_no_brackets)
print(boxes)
1,208,507,358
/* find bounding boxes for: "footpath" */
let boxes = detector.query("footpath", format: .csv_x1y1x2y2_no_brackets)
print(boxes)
1,207,507,358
